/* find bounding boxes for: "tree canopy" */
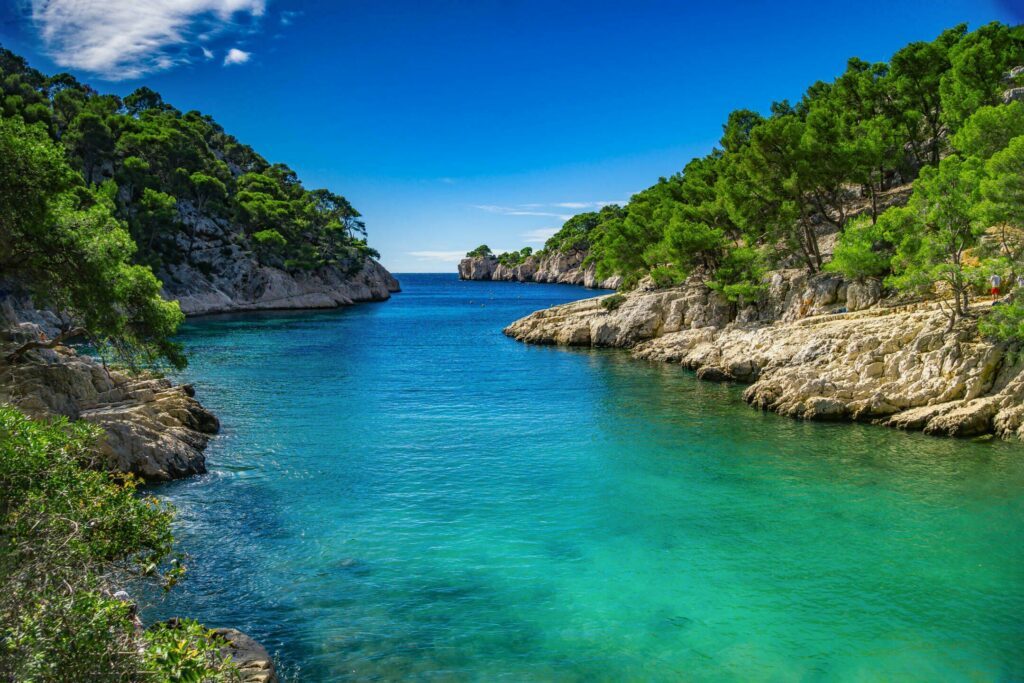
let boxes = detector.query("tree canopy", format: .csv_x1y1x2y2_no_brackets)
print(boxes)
0,45,378,279
496,22,1024,317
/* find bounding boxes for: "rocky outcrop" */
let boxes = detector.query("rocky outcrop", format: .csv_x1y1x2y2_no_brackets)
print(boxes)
504,271,1024,440
1003,65,1024,103
458,249,622,289
0,307,218,481
158,200,400,316
168,256,399,316
216,629,279,683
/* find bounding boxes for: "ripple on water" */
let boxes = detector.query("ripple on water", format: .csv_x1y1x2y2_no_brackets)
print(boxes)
148,275,1024,681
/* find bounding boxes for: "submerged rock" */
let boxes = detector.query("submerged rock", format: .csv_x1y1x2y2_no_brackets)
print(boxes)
215,628,279,683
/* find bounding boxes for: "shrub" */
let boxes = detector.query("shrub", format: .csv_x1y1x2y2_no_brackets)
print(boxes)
601,294,626,312
0,406,236,682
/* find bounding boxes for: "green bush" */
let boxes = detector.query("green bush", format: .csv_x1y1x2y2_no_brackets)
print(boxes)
465,244,493,258
0,406,236,682
979,297,1024,342
601,294,626,312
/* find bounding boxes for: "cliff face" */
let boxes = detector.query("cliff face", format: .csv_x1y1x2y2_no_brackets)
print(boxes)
160,201,400,316
505,271,1024,440
458,249,622,289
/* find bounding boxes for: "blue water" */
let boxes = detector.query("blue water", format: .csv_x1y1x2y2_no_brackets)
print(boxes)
151,273,1024,681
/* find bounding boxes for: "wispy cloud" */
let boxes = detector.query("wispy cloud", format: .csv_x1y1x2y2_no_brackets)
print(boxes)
280,9,301,25
407,250,467,263
30,0,267,80
223,47,251,65
521,227,558,244
201,46,214,59
472,205,573,221
472,200,627,222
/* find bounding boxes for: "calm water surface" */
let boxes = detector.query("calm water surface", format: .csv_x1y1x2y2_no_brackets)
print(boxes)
151,273,1024,681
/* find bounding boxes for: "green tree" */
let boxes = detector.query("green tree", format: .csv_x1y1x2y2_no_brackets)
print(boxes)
940,22,1024,131
62,110,114,184
888,155,985,327
827,209,913,281
950,101,1024,160
466,244,493,258
884,25,964,166
977,135,1024,273
0,117,185,368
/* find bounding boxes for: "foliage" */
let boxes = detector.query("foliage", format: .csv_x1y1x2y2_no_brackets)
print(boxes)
950,101,1024,160
707,246,767,304
542,206,624,256
0,406,236,681
454,22,1020,316
0,116,185,368
887,156,985,327
142,620,238,683
939,22,1024,131
0,46,377,275
465,244,493,258
978,135,1024,243
827,213,904,281
495,247,534,267
600,294,626,312
252,228,288,264
979,297,1024,342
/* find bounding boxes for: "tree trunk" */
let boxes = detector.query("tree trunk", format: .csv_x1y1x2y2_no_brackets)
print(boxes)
5,327,87,363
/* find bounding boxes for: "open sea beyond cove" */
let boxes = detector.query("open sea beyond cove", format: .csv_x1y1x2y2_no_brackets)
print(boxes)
150,273,1024,681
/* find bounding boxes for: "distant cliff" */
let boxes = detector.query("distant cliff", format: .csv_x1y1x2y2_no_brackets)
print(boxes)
458,249,622,289
0,47,400,318
159,200,399,316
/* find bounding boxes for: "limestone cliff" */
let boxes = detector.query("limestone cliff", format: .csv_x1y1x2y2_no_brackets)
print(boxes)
160,201,400,316
458,249,622,289
505,271,1024,440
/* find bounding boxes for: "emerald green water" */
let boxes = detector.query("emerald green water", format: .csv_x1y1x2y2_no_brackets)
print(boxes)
152,274,1024,681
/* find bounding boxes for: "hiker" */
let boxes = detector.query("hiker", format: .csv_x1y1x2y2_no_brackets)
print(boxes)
990,273,1002,300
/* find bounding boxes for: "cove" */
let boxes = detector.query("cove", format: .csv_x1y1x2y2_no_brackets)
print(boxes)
150,273,1024,681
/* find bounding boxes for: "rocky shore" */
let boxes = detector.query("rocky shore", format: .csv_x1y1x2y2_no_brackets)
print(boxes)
505,271,1024,440
458,249,622,289
0,323,218,481
166,254,400,316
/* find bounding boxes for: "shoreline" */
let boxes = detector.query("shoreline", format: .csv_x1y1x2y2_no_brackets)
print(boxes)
504,274,1024,441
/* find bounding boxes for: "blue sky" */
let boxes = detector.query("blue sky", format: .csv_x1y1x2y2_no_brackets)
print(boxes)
2,1,1022,272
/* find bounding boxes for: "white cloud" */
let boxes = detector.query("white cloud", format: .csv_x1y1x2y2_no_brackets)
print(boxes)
472,205,573,221
407,250,467,263
223,47,251,65
201,46,214,59
521,227,558,243
472,201,627,222
30,0,267,80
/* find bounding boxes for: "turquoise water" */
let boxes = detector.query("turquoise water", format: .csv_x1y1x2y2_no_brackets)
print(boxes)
152,273,1024,681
